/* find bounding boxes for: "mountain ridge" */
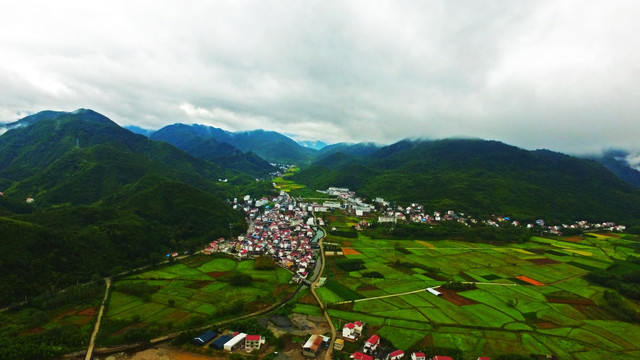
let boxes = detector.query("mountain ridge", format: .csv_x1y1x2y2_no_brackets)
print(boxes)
151,123,317,164
293,138,640,224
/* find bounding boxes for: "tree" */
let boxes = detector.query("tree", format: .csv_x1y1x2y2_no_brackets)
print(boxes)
229,273,253,286
254,255,277,270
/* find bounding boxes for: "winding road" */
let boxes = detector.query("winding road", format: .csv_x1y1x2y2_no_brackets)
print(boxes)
309,211,336,360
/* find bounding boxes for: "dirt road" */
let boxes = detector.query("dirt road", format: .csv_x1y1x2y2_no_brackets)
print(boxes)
86,277,111,360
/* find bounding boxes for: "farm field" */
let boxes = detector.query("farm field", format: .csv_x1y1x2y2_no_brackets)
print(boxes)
0,281,105,360
311,230,640,359
100,255,295,344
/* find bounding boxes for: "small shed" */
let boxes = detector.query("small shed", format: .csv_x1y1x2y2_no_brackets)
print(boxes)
211,335,232,349
192,330,217,346
426,287,442,296
302,334,325,357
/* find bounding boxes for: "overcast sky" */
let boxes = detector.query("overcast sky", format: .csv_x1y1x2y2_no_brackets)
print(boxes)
1,1,639,154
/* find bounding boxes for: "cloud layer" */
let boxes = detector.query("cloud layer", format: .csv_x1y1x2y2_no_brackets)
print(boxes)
1,0,639,153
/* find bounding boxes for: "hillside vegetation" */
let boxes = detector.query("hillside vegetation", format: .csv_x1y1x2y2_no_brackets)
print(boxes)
0,110,256,306
293,139,640,224
151,123,317,164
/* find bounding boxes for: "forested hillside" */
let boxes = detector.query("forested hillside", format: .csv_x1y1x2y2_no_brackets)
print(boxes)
0,110,254,306
151,123,317,164
293,139,640,224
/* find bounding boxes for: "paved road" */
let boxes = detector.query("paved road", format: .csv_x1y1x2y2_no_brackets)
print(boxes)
85,277,111,360
309,211,336,360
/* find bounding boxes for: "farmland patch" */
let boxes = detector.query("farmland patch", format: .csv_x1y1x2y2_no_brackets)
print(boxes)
528,258,560,265
438,288,478,306
515,275,545,286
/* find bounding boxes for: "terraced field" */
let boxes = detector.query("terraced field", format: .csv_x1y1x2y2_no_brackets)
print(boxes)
308,231,640,359
101,255,294,339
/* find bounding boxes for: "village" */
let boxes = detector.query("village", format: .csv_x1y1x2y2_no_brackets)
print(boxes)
202,190,324,284
177,184,625,360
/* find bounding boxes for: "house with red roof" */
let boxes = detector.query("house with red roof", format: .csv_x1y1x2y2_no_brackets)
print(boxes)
411,352,426,360
433,356,455,360
364,334,380,353
351,352,373,360
353,320,364,332
343,322,356,338
245,335,264,352
387,349,404,360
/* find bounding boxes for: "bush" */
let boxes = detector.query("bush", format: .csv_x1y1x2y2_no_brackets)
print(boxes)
335,259,365,272
229,273,253,286
254,255,277,270
115,282,160,301
440,280,476,291
362,271,384,278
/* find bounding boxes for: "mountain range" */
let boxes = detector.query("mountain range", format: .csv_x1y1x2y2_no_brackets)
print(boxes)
292,139,640,224
151,123,317,165
2,108,640,305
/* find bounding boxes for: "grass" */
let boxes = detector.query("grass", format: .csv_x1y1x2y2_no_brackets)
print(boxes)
316,287,344,304
377,325,425,349
293,304,323,316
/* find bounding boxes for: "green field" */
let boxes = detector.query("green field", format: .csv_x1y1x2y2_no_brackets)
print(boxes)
314,229,640,359
101,255,294,343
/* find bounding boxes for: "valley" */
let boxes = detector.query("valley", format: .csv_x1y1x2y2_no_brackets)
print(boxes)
1,110,640,360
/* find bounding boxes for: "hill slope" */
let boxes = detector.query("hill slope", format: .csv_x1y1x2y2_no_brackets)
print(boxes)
151,123,317,164
0,109,251,306
293,138,640,224
589,150,640,188
0,110,246,204
316,142,381,159
150,123,276,177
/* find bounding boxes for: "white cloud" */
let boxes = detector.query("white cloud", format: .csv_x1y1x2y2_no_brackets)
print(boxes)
1,0,640,154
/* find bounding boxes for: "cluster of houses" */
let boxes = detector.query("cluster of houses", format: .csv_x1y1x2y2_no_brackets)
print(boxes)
191,330,265,353
314,188,627,236
376,200,627,235
209,192,320,280
338,326,490,360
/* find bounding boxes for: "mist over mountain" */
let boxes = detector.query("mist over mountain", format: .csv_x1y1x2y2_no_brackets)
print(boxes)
297,140,328,150
317,142,381,159
586,149,640,188
124,125,154,137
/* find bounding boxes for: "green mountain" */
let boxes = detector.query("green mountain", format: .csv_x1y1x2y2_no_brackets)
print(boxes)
0,110,252,306
0,109,248,204
150,123,276,177
151,123,317,164
316,142,381,159
293,138,640,224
